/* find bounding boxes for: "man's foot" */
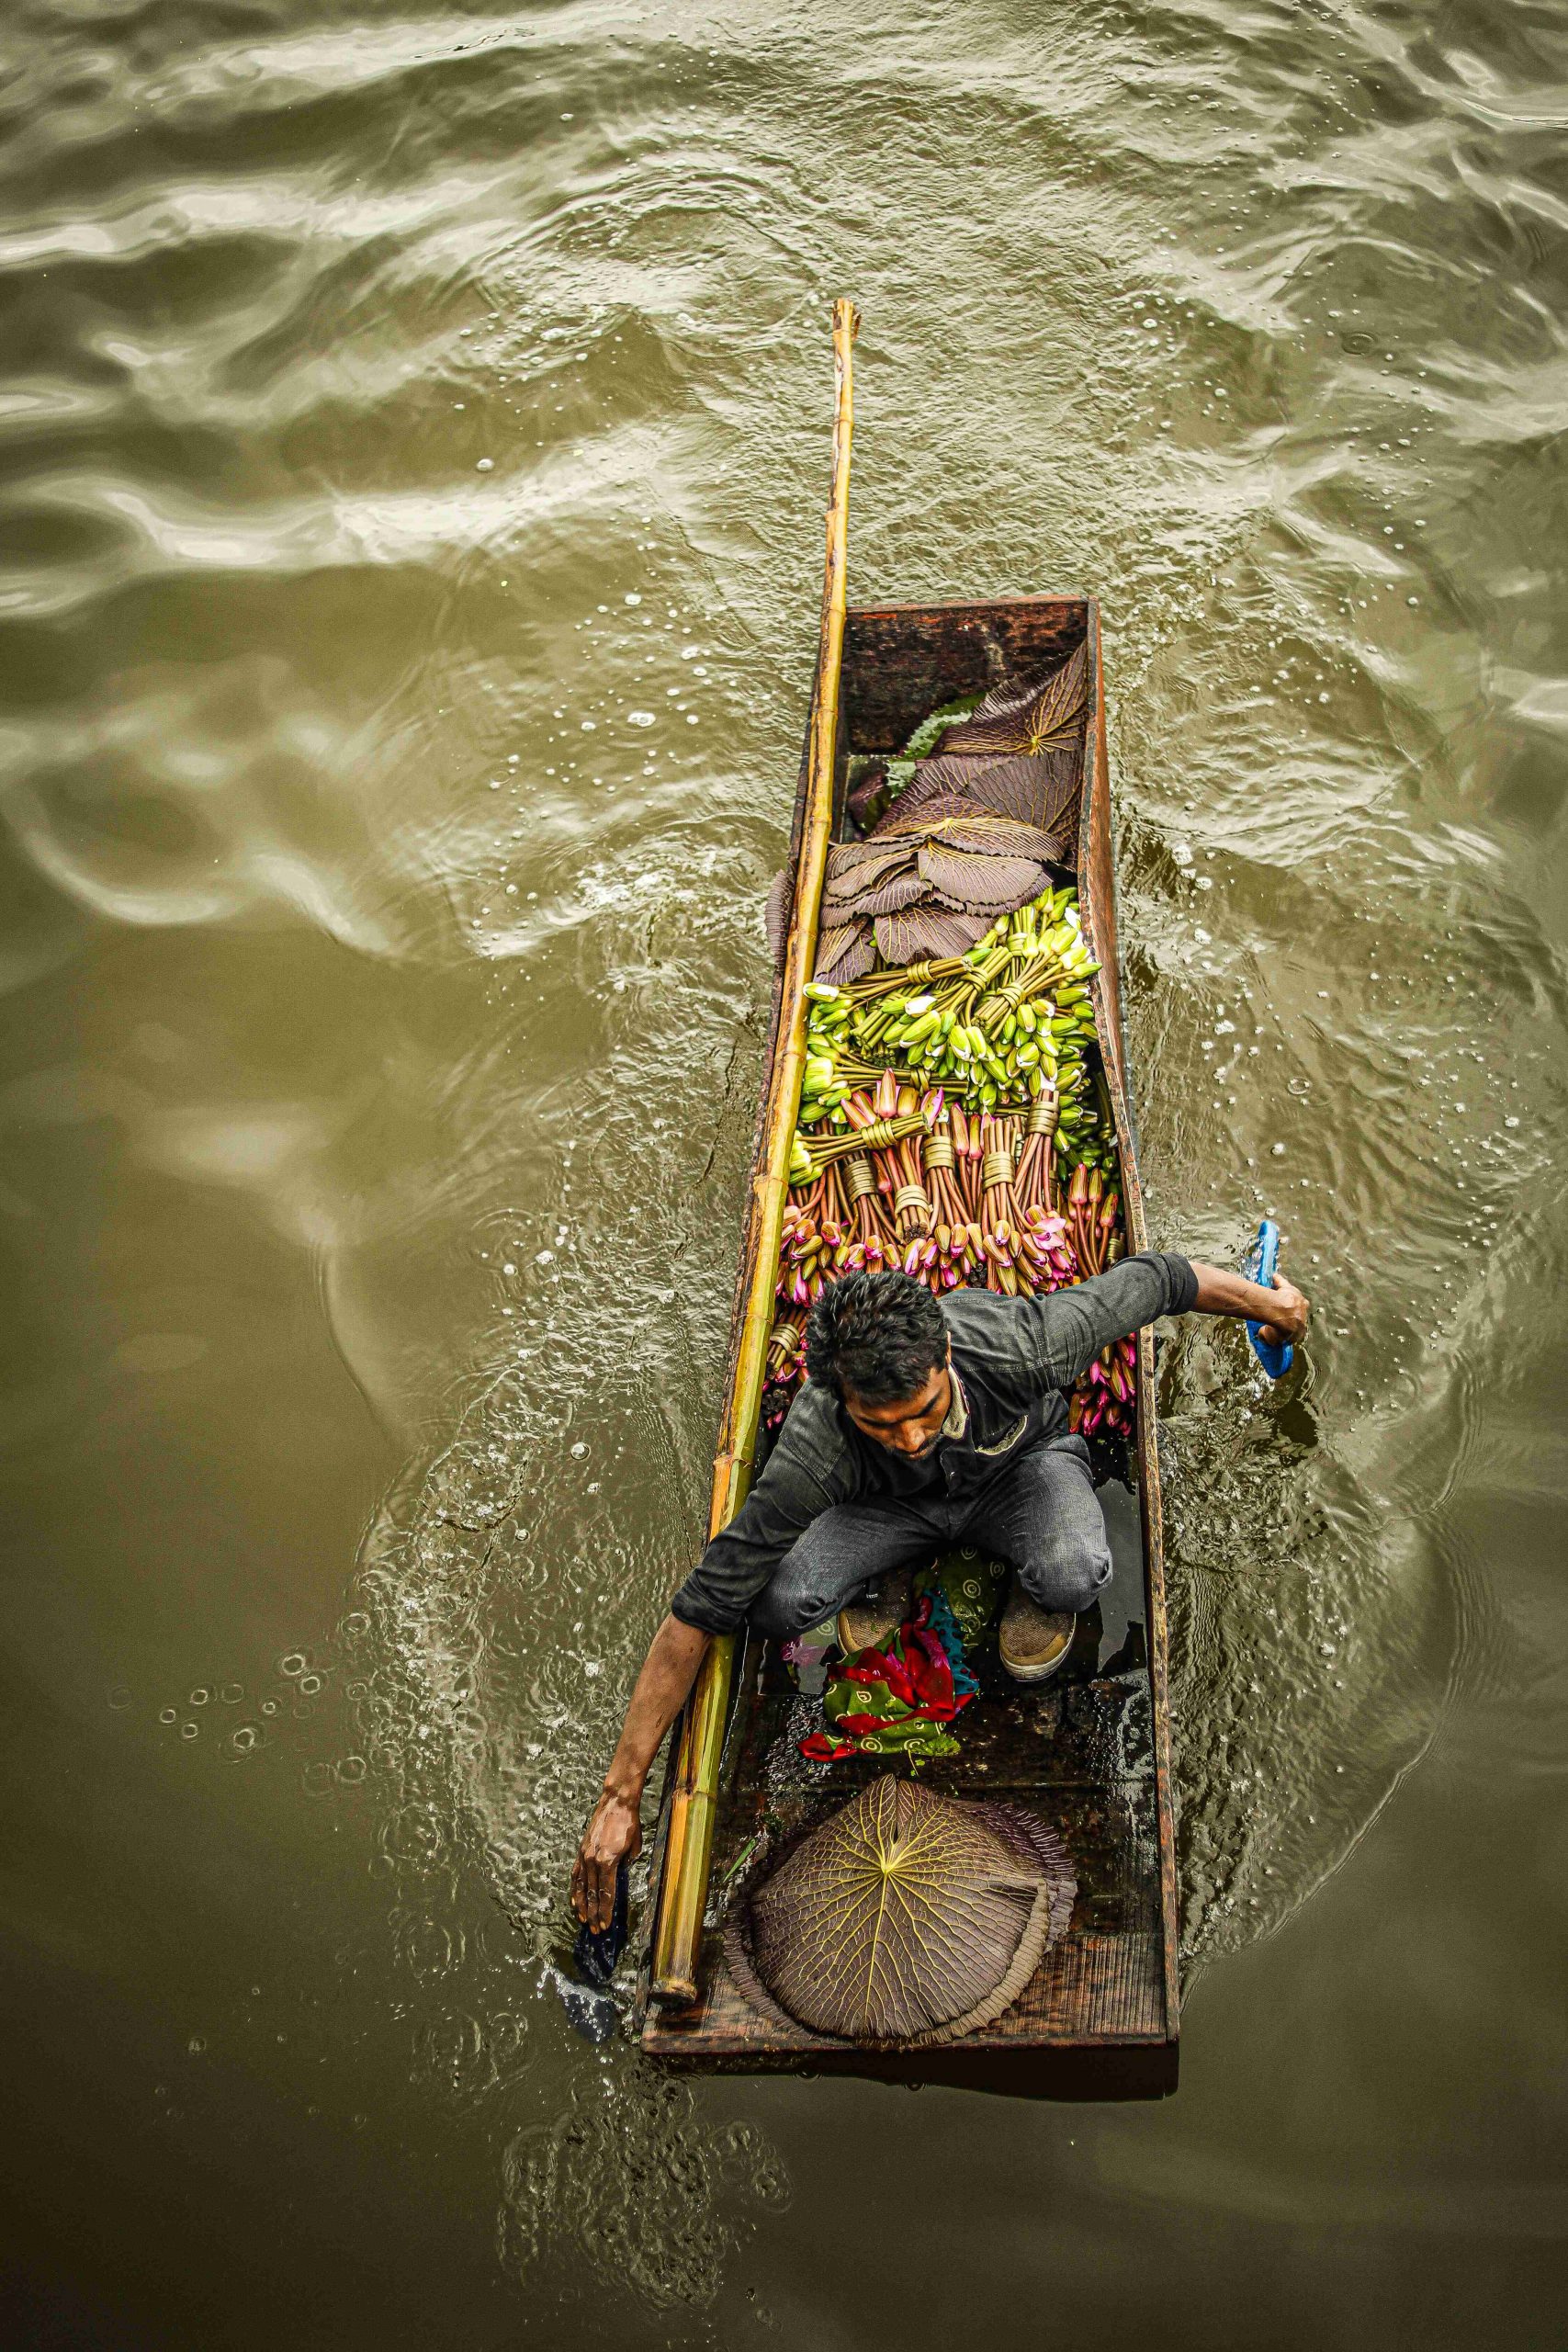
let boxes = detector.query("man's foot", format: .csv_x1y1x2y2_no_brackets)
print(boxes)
836,1566,914,1657
998,1579,1076,1683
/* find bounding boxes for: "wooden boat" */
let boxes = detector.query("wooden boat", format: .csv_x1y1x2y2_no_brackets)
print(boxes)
635,308,1179,2098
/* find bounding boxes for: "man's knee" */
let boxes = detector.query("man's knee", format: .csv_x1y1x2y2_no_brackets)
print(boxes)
1020,1532,1111,1615
750,1580,818,1642
749,1534,838,1643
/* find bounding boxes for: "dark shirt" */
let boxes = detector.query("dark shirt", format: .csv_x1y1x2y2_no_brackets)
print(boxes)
669,1250,1198,1635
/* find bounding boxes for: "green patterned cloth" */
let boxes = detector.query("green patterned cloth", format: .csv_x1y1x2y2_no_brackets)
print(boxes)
923,1548,1006,1649
797,1550,1009,1764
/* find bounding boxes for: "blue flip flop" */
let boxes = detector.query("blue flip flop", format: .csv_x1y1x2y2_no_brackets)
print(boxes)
1240,1218,1293,1380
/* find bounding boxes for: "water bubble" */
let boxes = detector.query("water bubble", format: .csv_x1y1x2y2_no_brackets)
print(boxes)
476,458,494,472
107,1686,132,1709
299,1673,322,1696
160,1708,177,1725
304,1762,333,1796
337,1756,367,1786
181,1723,198,1741
261,1700,279,1718
189,1688,209,1706
230,1725,258,1755
187,2036,206,2056
343,1611,370,1639
220,1682,243,1704
280,1653,306,1679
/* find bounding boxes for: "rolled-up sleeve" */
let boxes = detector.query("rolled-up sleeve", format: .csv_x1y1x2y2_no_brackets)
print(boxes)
1022,1251,1197,1394
669,1442,840,1637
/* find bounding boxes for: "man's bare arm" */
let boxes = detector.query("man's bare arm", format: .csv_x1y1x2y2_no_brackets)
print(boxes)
570,1612,710,1932
1187,1261,1309,1350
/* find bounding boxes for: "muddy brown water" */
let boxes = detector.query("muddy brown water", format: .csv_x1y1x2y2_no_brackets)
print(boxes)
2,1,1564,2345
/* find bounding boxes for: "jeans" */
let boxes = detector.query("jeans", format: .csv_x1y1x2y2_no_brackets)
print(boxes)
748,1434,1112,1642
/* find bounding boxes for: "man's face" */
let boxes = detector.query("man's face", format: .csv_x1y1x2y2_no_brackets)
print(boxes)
840,1351,952,1460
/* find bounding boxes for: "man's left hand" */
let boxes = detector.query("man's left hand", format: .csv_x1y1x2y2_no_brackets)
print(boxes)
1255,1272,1309,1350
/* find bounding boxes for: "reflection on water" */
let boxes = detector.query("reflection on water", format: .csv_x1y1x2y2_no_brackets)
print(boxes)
2,0,1565,2341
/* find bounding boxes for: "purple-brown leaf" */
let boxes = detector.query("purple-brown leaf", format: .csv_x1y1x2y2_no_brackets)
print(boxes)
906,752,1081,833
933,643,1088,759
874,905,993,965
824,868,930,920
917,846,1048,909
814,921,877,983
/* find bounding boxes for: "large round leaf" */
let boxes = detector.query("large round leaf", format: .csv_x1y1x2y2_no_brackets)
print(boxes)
733,1776,1075,2046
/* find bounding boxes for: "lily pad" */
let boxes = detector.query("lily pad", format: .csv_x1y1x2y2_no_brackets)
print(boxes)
813,920,876,983
824,868,930,920
726,1775,1076,2046
874,905,992,965
917,846,1049,909
934,643,1088,760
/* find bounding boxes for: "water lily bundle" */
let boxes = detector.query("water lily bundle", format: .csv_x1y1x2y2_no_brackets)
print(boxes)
762,866,1136,1437
851,1071,937,1244
975,1114,1027,1295
919,1118,984,1290
1069,1336,1136,1440
1060,1162,1135,1439
775,1161,850,1308
1020,1206,1078,1291
803,888,1101,1124
840,1155,897,1271
1011,1087,1059,1217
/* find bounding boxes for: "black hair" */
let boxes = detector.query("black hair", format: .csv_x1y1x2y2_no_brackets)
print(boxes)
803,1270,947,1406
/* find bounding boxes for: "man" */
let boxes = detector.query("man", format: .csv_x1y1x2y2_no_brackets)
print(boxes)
570,1247,1307,1930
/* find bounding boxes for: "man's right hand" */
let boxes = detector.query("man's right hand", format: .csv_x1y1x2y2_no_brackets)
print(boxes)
570,1786,643,1931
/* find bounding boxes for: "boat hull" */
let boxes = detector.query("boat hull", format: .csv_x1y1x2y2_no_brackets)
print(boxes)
638,596,1179,2098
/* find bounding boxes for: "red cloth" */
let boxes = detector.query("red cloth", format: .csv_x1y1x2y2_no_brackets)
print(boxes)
798,1596,974,1762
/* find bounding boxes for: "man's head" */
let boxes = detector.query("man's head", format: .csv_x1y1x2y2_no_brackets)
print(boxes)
804,1271,952,1458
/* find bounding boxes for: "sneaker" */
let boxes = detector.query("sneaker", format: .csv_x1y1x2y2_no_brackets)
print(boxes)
998,1577,1076,1683
836,1566,914,1657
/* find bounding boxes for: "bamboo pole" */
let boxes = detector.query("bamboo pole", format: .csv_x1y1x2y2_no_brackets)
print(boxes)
648,299,860,2005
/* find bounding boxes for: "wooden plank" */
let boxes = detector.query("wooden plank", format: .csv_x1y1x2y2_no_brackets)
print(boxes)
646,1928,1167,2062
1075,604,1182,2040
841,596,1086,752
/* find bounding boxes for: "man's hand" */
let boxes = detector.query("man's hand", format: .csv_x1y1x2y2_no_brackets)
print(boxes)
565,1611,712,1931
1190,1261,1310,1348
571,1786,643,1932
1255,1272,1309,1350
